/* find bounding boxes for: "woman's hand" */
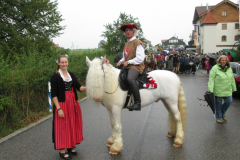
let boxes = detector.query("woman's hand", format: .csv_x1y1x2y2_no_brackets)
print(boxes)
58,109,64,118
80,86,86,92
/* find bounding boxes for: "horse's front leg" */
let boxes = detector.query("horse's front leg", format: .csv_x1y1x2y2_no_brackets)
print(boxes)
106,107,123,155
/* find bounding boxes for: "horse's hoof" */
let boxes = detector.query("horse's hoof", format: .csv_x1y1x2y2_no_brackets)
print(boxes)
106,143,113,148
109,151,119,155
167,132,173,138
173,143,182,147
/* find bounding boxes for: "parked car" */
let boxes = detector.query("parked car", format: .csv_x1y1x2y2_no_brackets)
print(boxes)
230,62,240,94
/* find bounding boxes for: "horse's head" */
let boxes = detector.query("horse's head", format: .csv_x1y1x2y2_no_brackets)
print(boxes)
86,56,106,102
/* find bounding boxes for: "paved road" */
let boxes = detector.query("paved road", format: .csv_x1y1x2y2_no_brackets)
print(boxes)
1,70,240,160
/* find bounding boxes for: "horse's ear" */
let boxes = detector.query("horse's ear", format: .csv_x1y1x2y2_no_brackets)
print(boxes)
86,56,91,67
101,55,106,65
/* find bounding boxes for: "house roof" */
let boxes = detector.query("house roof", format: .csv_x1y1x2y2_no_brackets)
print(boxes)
162,37,186,46
161,39,168,43
199,0,238,17
202,12,218,24
196,6,214,15
193,0,238,23
193,6,214,23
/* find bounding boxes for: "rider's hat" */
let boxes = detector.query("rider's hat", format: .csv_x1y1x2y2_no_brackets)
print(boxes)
120,24,139,36
120,24,138,31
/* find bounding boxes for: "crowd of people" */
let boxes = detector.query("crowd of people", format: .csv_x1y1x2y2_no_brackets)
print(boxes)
146,50,236,124
145,51,234,75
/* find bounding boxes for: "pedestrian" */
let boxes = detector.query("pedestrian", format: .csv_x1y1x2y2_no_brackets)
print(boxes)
209,54,216,70
201,54,206,69
161,54,165,68
205,58,210,75
173,54,178,73
208,55,236,124
117,24,145,111
191,57,196,74
184,55,190,74
177,55,181,73
167,55,173,71
227,52,232,62
195,54,200,70
157,56,163,70
179,54,185,74
164,54,169,69
51,55,86,160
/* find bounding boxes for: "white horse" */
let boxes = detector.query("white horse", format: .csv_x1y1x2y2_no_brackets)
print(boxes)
86,56,187,155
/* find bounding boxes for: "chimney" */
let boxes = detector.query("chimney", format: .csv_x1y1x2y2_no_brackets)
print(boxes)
206,3,208,11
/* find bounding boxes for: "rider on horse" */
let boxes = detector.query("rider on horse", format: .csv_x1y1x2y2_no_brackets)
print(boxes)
116,24,145,111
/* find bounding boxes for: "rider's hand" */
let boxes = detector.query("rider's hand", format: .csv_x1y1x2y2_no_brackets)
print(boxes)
117,61,122,67
58,109,64,118
124,61,128,67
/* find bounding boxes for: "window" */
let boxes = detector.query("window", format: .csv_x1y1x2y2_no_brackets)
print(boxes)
235,35,239,41
222,36,227,42
222,24,227,30
222,11,227,16
235,23,239,29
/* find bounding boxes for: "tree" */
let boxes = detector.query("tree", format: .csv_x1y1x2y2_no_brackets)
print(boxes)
0,0,65,59
101,13,146,55
155,43,162,51
98,40,106,48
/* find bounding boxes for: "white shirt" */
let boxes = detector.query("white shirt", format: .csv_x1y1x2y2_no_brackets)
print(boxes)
119,36,145,65
165,55,168,61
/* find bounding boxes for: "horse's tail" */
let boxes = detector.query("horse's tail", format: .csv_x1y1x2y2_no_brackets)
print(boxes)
178,84,187,132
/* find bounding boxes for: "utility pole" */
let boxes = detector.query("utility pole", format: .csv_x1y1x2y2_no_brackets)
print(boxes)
71,42,74,50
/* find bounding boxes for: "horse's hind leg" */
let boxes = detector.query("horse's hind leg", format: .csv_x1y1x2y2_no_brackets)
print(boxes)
106,107,123,155
162,99,184,147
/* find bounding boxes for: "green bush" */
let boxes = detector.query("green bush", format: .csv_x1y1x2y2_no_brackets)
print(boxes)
0,47,116,138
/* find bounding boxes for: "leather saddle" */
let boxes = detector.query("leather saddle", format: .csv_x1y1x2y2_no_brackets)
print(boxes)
118,69,150,108
118,69,149,91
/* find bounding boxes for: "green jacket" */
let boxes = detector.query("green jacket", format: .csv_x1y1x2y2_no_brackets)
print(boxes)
208,64,236,97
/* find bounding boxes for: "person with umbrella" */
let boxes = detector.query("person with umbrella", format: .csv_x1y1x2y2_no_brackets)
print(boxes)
184,55,190,74
208,55,236,123
116,24,145,111
226,52,232,62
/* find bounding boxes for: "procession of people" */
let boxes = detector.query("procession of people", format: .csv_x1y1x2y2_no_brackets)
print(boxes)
143,50,233,76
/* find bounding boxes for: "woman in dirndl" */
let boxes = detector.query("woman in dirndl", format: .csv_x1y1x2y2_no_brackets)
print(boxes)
50,55,86,160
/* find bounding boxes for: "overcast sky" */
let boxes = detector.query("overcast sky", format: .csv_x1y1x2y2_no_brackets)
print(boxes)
52,0,238,49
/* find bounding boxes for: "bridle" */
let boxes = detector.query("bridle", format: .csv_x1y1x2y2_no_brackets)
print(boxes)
101,63,119,94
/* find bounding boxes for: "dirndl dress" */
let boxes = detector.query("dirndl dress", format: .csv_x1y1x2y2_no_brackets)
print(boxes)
53,88,83,150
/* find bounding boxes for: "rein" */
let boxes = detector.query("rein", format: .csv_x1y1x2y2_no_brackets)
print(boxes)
102,64,119,95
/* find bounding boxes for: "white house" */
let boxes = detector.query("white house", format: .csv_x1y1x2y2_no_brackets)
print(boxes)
192,0,239,53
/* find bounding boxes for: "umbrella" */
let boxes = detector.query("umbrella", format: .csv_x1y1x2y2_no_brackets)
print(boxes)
204,91,215,114
207,53,214,58
114,52,123,63
230,52,237,58
161,50,169,54
168,51,178,55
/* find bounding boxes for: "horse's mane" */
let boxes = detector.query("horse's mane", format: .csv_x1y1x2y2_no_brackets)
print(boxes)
86,58,119,101
102,63,119,94
86,58,104,100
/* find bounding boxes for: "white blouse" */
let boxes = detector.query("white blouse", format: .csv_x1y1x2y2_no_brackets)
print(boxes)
58,69,72,82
